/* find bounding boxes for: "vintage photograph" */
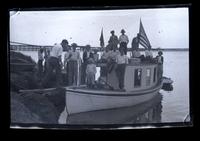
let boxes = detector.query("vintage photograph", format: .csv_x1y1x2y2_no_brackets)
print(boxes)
9,7,190,128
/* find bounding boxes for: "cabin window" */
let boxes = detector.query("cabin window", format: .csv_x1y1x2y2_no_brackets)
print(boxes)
134,68,142,87
153,67,157,82
146,68,151,86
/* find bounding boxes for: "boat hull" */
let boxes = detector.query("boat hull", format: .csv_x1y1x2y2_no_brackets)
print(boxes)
66,83,162,115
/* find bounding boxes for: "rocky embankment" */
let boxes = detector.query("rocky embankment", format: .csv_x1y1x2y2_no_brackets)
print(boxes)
10,51,66,124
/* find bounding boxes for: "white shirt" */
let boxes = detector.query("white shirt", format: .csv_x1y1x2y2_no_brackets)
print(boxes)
145,50,153,58
116,54,128,64
119,34,129,44
69,51,80,61
50,44,63,58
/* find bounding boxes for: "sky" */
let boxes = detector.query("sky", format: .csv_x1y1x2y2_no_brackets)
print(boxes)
10,7,189,49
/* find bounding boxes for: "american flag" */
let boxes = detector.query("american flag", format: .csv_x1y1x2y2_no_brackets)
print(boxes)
99,28,105,48
138,19,151,49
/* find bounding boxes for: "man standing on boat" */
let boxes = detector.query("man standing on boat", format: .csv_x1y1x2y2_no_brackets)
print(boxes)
81,45,92,84
62,39,71,86
131,34,139,55
68,43,81,86
115,48,128,90
119,29,129,55
156,51,164,82
42,43,63,88
99,45,110,80
108,30,119,51
107,46,120,73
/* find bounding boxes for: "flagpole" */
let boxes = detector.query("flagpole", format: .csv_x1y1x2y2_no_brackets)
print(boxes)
100,27,104,56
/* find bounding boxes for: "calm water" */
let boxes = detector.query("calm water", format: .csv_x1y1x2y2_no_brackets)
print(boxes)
18,50,190,124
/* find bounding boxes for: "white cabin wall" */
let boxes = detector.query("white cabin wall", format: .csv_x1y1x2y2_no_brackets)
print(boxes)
124,66,135,91
124,64,158,91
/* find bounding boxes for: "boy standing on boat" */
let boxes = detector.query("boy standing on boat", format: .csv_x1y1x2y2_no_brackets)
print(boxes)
86,54,97,88
115,48,128,90
119,29,129,55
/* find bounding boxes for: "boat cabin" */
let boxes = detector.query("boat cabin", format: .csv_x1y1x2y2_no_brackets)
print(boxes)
107,58,159,91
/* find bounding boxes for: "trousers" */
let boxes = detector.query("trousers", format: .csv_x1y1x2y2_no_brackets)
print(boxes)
42,56,62,87
115,64,126,89
68,60,78,86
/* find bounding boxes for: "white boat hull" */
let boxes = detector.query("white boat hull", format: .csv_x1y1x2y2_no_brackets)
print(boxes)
66,83,162,115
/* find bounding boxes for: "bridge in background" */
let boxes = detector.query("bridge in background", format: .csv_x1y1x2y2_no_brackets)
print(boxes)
9,41,189,52
9,41,100,52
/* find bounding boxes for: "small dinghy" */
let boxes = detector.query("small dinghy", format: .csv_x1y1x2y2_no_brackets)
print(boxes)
162,76,173,91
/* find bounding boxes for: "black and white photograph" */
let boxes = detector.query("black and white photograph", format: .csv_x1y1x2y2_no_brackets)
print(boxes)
9,7,190,128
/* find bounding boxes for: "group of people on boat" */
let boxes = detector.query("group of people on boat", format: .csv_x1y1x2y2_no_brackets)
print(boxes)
37,29,164,89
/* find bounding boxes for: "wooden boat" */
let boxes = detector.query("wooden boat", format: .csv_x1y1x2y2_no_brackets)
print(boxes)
66,20,164,115
66,61,163,115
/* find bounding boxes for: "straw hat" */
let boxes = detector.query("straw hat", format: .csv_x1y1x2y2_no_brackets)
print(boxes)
110,30,114,34
121,29,125,33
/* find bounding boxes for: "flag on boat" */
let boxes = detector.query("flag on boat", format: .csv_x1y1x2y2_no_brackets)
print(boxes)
138,19,151,49
100,28,105,48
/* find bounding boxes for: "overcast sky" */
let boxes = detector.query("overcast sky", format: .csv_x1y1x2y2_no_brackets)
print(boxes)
10,8,189,48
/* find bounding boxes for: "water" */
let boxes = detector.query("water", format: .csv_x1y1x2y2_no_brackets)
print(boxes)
18,50,190,124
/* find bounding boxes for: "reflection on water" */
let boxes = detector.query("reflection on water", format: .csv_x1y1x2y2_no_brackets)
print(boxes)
66,93,163,124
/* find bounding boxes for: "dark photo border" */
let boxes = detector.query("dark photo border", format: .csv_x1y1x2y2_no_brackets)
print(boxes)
1,0,197,135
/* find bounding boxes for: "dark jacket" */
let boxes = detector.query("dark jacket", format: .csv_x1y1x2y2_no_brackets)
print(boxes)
108,35,119,46
83,51,92,63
